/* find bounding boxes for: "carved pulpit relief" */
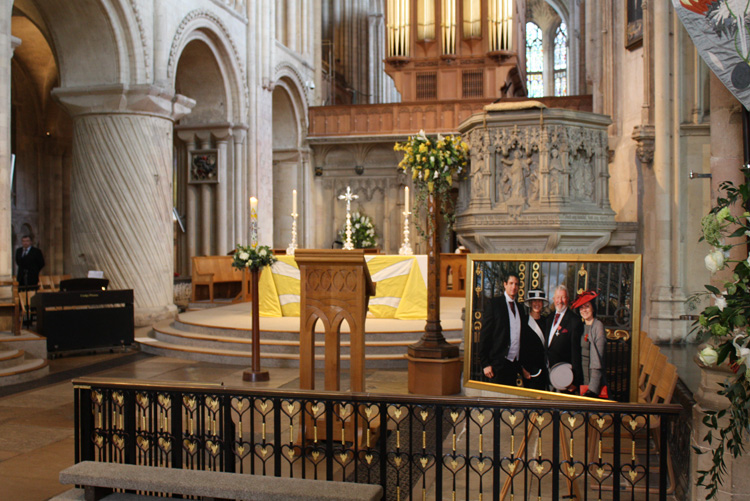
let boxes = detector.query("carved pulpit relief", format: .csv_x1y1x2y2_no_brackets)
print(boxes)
467,129,490,201
548,148,565,198
499,149,534,218
455,106,616,254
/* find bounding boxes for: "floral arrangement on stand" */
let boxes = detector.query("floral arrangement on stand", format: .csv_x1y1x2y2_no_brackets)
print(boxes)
232,244,277,271
339,212,378,249
394,129,469,236
692,171,750,498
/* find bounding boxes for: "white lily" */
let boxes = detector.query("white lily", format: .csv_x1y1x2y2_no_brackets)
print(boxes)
699,345,719,366
714,294,728,311
732,334,750,366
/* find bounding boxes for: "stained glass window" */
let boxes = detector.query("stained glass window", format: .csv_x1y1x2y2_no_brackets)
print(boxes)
554,22,567,96
526,22,543,98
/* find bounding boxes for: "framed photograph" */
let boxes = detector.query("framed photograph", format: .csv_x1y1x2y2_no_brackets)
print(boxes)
189,149,219,184
626,0,643,50
463,253,642,402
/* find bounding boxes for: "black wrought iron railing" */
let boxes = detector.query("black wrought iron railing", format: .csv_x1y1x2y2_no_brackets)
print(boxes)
73,377,681,500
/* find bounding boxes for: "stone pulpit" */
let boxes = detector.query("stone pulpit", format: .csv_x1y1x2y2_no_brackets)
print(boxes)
294,249,376,393
455,102,618,254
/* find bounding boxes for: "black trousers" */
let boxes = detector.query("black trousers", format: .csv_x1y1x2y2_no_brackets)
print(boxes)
493,359,523,386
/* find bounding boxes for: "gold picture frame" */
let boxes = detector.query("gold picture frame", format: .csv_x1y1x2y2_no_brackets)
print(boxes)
463,253,642,402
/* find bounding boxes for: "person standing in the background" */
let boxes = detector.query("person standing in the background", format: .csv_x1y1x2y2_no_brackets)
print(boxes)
15,235,45,287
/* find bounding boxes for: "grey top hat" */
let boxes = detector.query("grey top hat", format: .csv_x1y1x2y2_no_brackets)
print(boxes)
526,289,548,302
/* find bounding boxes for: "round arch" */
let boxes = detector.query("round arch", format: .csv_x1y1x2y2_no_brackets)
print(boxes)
167,10,247,122
15,0,147,87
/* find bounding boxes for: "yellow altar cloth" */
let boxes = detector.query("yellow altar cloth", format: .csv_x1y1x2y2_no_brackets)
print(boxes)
258,254,428,319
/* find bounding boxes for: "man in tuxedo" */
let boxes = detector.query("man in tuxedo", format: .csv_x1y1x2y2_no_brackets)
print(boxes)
15,235,45,288
478,273,527,386
545,285,584,393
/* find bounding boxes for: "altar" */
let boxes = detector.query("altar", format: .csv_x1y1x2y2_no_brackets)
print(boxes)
257,254,428,320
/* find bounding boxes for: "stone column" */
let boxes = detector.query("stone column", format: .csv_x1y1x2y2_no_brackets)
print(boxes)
52,85,194,326
0,5,15,280
692,362,750,500
647,0,675,342
214,131,231,255
233,128,247,246
710,73,746,286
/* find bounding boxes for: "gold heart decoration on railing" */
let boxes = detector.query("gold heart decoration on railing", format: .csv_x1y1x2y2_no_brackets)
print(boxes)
206,397,220,413
136,436,150,451
94,434,104,448
113,392,124,406
157,393,170,408
112,434,124,450
158,437,171,453
470,457,491,475
183,396,197,411
136,393,149,408
183,439,197,454
92,391,103,405
206,440,220,456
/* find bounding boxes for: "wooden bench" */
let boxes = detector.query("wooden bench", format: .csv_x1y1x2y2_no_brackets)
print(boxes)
191,256,249,302
59,461,383,501
0,280,20,335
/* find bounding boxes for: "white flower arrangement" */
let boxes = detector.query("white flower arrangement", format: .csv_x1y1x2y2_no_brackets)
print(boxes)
339,211,378,249
232,244,277,271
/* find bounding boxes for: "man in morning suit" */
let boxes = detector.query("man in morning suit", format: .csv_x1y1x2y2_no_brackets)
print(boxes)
545,285,584,392
479,273,527,386
15,235,45,287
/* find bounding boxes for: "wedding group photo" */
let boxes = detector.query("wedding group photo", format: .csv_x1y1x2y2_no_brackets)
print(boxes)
0,1,748,500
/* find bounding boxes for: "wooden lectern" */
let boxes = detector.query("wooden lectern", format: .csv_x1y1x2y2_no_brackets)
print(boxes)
294,249,375,393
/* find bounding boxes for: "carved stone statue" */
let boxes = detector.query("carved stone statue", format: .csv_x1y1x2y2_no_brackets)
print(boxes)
500,150,532,202
549,148,565,197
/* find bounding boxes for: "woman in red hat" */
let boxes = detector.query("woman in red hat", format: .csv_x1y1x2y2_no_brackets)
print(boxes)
572,290,606,398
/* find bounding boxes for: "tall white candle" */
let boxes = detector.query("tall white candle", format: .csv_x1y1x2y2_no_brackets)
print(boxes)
404,186,409,213
250,197,258,218
292,189,297,214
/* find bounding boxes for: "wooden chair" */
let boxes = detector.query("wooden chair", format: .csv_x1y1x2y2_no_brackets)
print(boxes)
38,275,54,292
191,256,248,302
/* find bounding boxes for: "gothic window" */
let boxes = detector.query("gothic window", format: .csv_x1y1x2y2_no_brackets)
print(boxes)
553,22,568,96
526,22,543,98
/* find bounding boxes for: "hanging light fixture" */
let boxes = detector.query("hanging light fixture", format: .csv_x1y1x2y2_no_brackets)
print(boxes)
387,0,411,57
489,0,514,52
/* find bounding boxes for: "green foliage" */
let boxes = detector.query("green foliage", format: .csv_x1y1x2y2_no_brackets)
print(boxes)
339,211,378,249
394,130,469,237
232,245,277,271
693,169,750,498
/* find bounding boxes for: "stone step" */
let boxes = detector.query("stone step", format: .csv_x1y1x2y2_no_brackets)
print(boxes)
136,336,427,369
152,322,457,356
0,357,49,386
0,348,24,369
0,331,48,359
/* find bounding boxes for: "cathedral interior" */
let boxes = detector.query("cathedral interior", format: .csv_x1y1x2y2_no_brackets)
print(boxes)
0,0,746,499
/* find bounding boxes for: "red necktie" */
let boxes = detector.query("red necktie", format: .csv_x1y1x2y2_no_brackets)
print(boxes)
554,312,560,326
509,301,515,316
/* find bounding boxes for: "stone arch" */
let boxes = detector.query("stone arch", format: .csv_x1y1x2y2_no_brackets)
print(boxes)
274,63,309,139
167,9,247,121
271,80,306,247
15,0,147,86
174,34,233,124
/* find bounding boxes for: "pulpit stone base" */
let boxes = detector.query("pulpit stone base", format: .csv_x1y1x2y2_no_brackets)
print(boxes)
406,354,463,396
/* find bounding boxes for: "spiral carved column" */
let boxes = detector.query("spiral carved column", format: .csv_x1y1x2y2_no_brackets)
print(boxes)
53,85,194,326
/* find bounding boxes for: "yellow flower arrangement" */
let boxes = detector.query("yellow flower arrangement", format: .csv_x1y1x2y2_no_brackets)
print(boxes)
394,130,469,236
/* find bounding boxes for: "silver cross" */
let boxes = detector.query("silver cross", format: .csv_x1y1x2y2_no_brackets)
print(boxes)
338,186,359,250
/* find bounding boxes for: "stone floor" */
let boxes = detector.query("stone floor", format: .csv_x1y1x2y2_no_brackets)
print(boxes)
0,338,700,501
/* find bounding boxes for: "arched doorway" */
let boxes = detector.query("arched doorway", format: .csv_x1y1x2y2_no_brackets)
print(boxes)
172,25,245,276
10,6,73,277
271,83,302,248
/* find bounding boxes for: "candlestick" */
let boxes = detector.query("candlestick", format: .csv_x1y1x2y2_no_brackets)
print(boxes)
287,192,298,255
399,206,413,256
250,196,258,249
338,186,358,250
